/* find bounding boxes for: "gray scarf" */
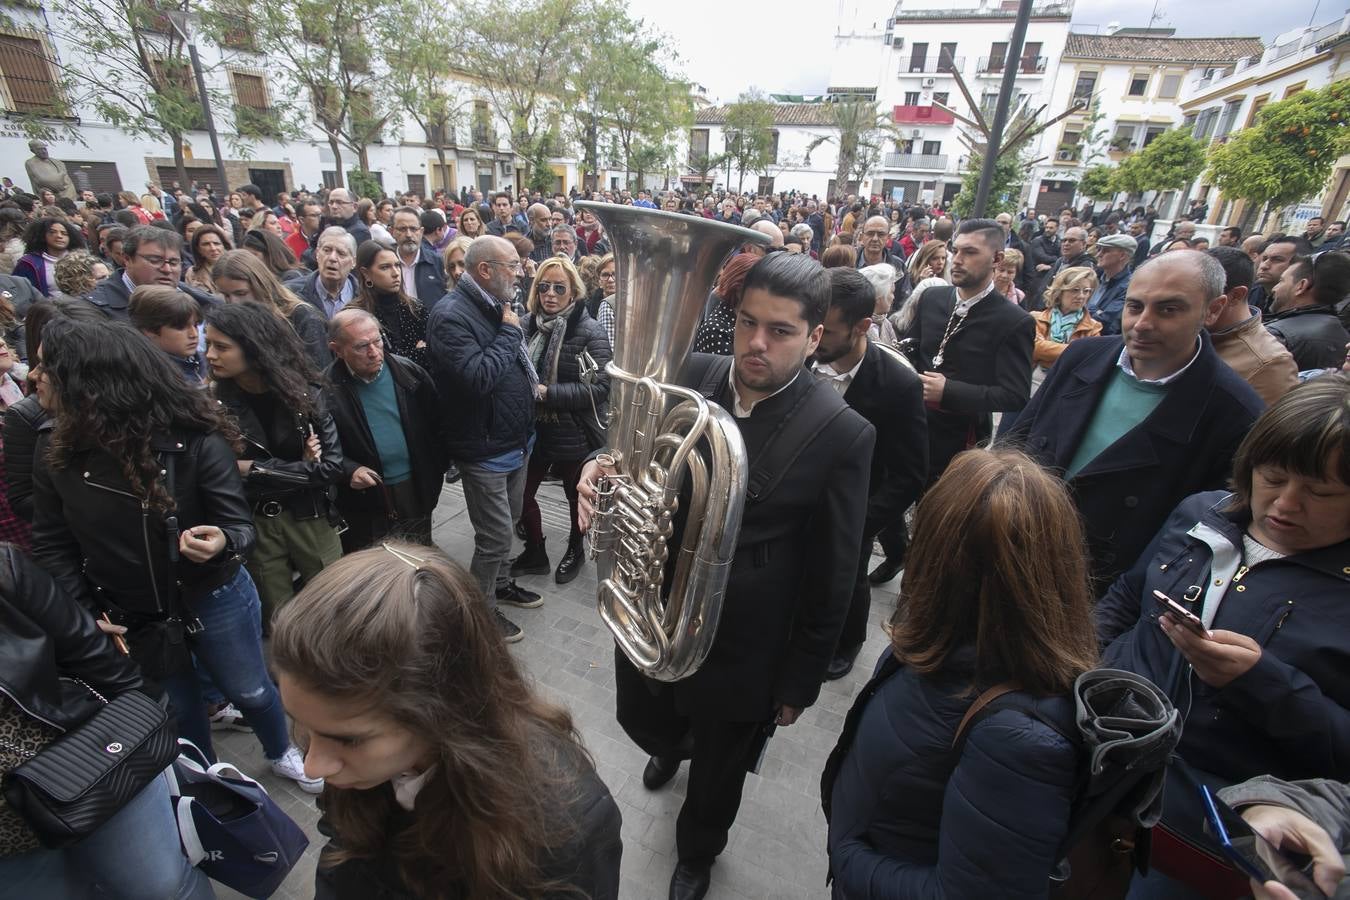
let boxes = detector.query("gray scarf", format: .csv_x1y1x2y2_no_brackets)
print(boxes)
528,303,574,385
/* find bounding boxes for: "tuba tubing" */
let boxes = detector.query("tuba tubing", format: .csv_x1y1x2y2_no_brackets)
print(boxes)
578,201,770,681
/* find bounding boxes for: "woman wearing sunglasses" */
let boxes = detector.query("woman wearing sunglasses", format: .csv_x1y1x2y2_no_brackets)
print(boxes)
510,255,610,585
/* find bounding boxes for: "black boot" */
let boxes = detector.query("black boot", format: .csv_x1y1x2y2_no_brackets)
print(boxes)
825,643,862,681
868,556,904,585
510,539,549,577
555,535,585,584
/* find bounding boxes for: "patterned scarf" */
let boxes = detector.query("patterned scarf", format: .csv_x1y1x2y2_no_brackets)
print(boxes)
527,303,575,385
1049,307,1084,344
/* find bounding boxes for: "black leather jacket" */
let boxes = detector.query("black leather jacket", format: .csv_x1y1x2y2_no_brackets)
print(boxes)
2,394,47,522
0,544,143,734
214,380,345,520
31,427,255,617
1265,305,1350,371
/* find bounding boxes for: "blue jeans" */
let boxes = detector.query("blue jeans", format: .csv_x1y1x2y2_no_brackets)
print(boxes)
0,771,215,899
163,567,289,762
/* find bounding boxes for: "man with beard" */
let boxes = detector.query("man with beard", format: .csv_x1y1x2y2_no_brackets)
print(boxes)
390,206,445,305
577,252,874,900
1250,234,1313,315
901,219,1034,490
814,267,927,679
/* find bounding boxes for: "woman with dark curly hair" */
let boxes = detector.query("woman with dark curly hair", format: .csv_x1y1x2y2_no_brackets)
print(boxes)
13,217,85,297
348,240,429,369
27,317,317,789
273,543,622,900
204,302,344,630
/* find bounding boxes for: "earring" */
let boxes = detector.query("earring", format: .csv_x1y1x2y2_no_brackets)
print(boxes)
365,279,373,288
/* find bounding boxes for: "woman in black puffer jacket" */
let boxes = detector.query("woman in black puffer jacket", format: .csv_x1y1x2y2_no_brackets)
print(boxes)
510,255,610,585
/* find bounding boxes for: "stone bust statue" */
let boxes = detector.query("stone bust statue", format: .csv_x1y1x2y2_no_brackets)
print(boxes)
24,140,76,201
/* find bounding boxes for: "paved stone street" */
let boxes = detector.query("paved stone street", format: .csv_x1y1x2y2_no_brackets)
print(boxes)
215,478,899,900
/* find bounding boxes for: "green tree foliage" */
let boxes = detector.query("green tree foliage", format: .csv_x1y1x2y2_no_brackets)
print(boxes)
1110,128,1205,195
1076,164,1116,201
378,4,466,193
227,0,394,190
456,0,577,189
804,101,905,198
952,151,1023,218
1206,80,1350,208
723,89,777,193
0,0,241,188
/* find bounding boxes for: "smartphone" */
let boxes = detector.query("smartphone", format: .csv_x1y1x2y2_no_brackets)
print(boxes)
1152,589,1210,637
1200,784,1326,897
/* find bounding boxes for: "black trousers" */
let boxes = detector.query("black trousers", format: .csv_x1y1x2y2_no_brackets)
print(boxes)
838,534,878,652
614,648,765,864
338,478,432,554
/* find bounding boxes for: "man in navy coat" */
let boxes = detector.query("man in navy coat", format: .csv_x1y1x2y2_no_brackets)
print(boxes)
1000,250,1264,590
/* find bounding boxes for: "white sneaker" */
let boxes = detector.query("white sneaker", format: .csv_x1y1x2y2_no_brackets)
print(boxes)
270,746,323,794
208,703,252,732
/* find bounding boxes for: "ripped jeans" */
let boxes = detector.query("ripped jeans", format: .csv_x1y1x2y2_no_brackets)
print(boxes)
163,566,290,762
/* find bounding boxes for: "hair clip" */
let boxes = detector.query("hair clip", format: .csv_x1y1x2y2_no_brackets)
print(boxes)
382,542,428,570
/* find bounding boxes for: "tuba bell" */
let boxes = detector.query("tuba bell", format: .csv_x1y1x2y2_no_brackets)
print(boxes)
579,201,770,682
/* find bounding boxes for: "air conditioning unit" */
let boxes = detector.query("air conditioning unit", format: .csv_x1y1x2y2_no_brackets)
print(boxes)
499,160,511,175
922,77,936,87
911,129,923,139
1056,149,1074,161
893,36,904,50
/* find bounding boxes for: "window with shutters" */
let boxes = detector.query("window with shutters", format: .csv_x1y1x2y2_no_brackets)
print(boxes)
151,56,205,129
231,69,278,137
0,32,61,114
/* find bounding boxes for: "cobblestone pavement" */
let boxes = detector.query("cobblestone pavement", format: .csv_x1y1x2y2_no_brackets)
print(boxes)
214,479,899,900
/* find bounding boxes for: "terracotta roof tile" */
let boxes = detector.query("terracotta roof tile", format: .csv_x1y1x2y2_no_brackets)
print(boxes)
695,103,837,127
1063,33,1264,65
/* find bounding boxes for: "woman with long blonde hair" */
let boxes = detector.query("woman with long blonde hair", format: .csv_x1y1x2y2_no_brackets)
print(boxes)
211,249,332,369
272,544,622,899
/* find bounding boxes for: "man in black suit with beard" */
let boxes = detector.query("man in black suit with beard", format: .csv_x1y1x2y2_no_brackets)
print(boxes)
814,267,928,678
903,218,1035,490
578,252,874,900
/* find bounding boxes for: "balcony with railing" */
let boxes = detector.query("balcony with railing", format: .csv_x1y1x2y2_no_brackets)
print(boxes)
976,55,1048,75
892,104,956,125
899,55,966,75
883,152,948,170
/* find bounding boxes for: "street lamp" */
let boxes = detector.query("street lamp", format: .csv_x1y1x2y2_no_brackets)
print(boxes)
166,10,229,197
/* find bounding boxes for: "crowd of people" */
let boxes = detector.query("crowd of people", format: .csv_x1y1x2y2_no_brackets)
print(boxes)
0,172,1346,900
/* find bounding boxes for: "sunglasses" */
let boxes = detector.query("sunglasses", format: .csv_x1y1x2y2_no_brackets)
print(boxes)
536,281,569,296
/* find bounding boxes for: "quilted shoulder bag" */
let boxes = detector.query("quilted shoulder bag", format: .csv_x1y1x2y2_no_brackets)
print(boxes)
1,682,177,848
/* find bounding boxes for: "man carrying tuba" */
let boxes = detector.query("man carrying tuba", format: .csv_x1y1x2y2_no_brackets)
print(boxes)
578,252,874,900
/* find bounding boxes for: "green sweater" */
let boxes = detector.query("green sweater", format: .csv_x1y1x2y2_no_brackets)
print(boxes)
1065,367,1168,478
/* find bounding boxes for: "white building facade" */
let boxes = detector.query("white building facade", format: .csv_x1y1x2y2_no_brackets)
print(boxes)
687,104,842,198
828,0,1075,205
1025,29,1265,217
0,4,601,199
1176,12,1350,230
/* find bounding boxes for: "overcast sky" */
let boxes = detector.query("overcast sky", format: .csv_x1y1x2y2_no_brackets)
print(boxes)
627,0,1337,103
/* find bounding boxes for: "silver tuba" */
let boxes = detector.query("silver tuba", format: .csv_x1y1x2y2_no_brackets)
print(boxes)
579,201,770,682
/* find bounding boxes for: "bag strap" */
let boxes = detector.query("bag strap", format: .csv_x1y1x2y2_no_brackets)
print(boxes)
176,795,207,866
746,381,849,503
951,682,1024,750
695,354,733,401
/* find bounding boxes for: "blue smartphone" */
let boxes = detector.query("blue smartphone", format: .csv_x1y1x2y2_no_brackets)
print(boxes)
1199,784,1327,898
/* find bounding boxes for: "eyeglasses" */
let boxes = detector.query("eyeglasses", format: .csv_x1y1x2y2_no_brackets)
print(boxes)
137,254,181,269
485,259,523,273
349,336,383,353
599,271,616,281
536,281,569,296
862,230,888,238
391,225,421,234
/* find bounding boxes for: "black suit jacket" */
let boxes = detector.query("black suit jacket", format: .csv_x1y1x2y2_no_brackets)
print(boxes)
999,333,1264,588
625,354,875,721
904,285,1033,481
841,341,927,537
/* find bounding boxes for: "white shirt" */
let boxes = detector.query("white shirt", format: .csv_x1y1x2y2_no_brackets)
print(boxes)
399,253,419,302
952,280,997,317
811,355,864,396
1116,337,1202,386
728,364,799,418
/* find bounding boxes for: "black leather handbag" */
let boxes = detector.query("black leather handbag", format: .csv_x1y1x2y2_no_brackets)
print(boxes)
1,684,177,848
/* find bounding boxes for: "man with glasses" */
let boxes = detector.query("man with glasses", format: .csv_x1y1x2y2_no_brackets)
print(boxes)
427,235,541,642
391,206,445,304
1033,226,1093,311
87,226,217,320
325,308,445,552
323,187,372,246
855,215,903,270
549,224,580,263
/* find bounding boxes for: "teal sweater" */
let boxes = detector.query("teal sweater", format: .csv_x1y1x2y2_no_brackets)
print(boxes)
1065,367,1168,478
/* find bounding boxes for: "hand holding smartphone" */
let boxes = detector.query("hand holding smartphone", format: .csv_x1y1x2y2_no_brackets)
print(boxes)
1153,589,1211,638
1200,785,1328,898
